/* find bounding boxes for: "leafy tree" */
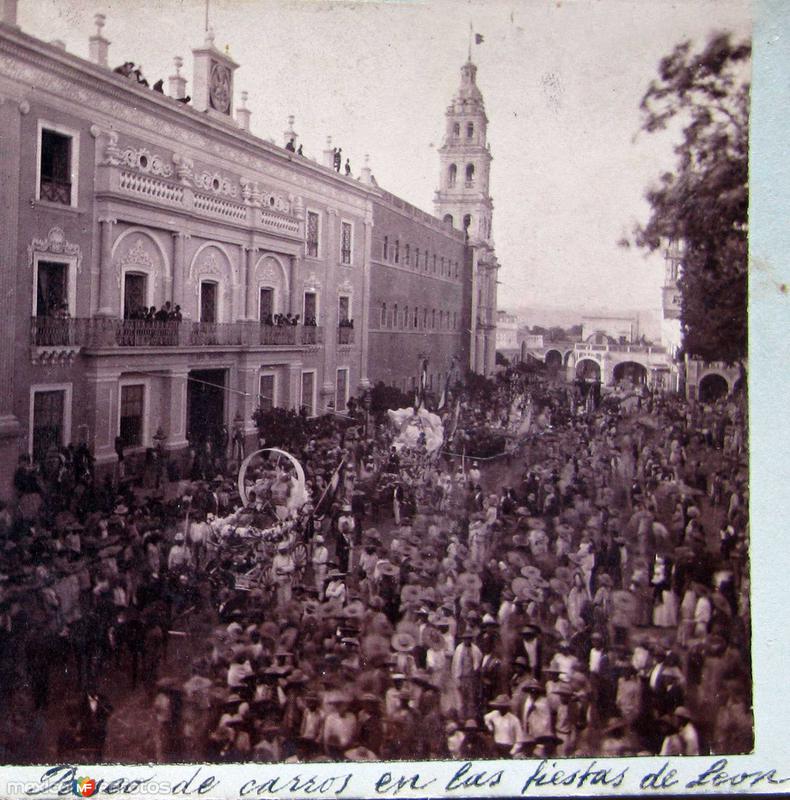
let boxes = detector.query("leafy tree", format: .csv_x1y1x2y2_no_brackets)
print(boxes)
634,33,749,364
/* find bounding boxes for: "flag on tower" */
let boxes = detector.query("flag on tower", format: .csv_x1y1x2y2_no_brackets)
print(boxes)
475,33,484,44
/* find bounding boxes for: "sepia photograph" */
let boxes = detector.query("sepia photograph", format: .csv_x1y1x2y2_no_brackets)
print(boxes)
0,0,765,780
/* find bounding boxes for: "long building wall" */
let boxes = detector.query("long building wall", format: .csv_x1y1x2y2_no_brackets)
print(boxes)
367,195,471,395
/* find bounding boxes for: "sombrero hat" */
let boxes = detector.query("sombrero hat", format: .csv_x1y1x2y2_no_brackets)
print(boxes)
377,560,399,577
344,600,365,620
521,565,542,580
457,572,482,592
422,625,446,652
400,585,422,604
391,632,416,653
489,693,512,709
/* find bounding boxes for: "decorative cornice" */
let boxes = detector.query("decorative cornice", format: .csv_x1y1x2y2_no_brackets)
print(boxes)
28,226,82,273
0,34,376,205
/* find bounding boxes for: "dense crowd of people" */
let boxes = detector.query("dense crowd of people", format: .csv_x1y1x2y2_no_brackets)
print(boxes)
0,367,750,763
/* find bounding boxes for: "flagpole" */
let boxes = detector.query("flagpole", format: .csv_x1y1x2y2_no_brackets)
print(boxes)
468,21,472,61
205,0,210,32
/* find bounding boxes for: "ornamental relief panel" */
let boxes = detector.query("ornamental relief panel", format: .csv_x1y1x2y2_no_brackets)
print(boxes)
193,170,238,198
27,226,82,272
240,179,292,214
113,235,162,290
102,131,173,177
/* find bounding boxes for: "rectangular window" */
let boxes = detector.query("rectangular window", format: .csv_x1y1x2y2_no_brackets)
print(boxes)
425,251,429,269
32,389,66,463
39,128,73,205
404,244,410,265
119,384,144,448
335,368,349,411
259,374,275,412
383,236,389,260
415,248,420,269
36,260,69,318
423,308,428,328
301,371,315,416
380,302,387,327
303,291,317,322
200,281,217,323
338,295,350,324
340,221,352,265
432,254,437,273
393,304,399,329
394,240,400,264
306,211,320,257
455,260,460,278
441,257,445,275
413,307,418,328
432,309,436,328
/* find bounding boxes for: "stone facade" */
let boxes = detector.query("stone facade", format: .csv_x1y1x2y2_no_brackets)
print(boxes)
367,191,470,396
0,21,371,493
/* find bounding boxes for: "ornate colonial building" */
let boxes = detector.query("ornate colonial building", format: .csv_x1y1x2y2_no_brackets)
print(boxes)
0,9,371,492
0,3,502,494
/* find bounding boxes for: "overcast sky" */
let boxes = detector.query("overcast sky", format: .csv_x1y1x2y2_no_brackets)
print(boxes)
18,0,751,317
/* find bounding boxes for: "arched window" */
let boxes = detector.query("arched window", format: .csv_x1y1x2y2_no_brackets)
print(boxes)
393,303,398,328
443,213,454,227
448,163,457,188
466,122,474,139
404,306,409,329
380,302,387,327
453,122,460,137
465,163,475,185
463,214,472,232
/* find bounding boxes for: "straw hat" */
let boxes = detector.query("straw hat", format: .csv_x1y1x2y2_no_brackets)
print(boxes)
391,632,416,653
422,625,446,652
489,693,512,709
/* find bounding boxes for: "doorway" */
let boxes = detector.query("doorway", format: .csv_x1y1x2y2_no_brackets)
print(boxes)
187,369,226,445
259,287,274,322
200,282,218,323
124,273,147,319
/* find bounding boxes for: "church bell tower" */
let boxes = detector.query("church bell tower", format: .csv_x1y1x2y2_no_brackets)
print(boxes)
434,59,494,245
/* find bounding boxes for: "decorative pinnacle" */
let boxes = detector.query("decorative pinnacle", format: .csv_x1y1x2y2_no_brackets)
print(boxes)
173,56,183,76
288,114,295,127
240,91,249,108
94,13,106,35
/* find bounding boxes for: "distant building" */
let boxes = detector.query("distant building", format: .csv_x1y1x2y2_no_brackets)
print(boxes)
495,310,519,360
581,314,637,345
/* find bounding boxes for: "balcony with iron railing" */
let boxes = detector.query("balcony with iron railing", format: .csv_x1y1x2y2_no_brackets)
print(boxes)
39,178,72,205
30,317,324,353
337,325,355,345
